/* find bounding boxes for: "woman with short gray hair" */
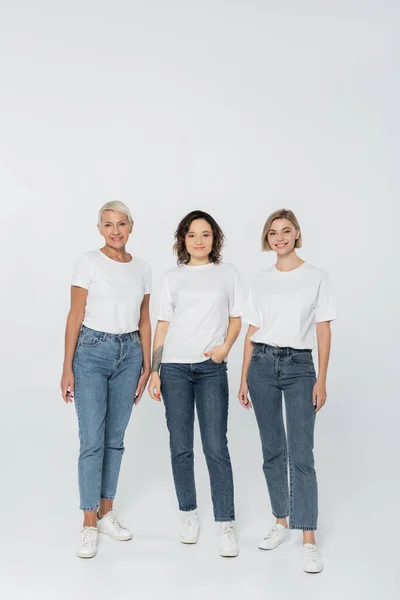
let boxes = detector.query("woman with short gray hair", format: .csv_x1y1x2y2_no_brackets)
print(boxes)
61,201,151,559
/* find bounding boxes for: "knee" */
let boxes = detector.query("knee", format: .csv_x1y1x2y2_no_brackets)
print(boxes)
171,447,194,463
104,439,125,452
202,440,229,463
262,446,286,465
104,428,125,451
169,431,193,459
79,426,105,456
289,449,315,475
79,439,104,459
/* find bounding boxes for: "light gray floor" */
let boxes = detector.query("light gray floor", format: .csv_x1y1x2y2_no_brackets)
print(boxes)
1,384,397,600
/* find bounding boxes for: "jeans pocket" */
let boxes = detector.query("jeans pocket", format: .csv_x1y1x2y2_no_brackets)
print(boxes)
251,346,263,361
130,331,142,347
80,332,104,347
209,356,219,364
290,352,313,366
209,355,228,366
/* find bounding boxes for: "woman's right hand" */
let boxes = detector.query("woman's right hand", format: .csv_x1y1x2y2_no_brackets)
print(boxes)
238,380,252,410
148,372,162,402
61,368,74,403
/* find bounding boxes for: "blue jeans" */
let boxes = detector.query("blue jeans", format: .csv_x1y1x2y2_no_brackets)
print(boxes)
160,360,235,522
73,325,143,511
248,344,318,530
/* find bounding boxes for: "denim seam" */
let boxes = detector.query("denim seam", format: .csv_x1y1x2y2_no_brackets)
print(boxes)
74,367,81,429
288,451,294,526
280,402,289,517
74,367,86,511
289,525,317,531
97,455,102,509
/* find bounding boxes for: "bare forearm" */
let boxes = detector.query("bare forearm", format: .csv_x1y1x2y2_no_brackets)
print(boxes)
316,323,331,381
151,321,169,373
138,317,151,373
241,337,254,383
63,313,83,370
241,325,259,383
224,317,242,351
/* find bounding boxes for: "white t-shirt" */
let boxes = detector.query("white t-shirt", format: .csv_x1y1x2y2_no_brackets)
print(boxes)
243,262,336,349
157,262,244,364
71,249,151,334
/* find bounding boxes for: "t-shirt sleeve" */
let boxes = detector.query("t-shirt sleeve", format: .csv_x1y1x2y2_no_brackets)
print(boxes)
243,288,261,327
228,267,244,317
71,255,91,289
315,271,337,323
156,274,174,321
144,263,152,294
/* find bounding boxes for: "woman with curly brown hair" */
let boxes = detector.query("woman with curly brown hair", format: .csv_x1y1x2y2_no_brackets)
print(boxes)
148,210,243,558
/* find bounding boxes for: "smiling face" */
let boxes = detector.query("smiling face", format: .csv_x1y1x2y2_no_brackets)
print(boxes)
185,218,214,262
267,218,300,256
98,210,133,249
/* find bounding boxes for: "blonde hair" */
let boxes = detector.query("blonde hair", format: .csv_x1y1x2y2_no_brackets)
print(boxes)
261,209,302,251
98,201,133,227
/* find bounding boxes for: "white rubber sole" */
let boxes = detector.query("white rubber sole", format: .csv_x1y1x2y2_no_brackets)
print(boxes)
303,564,323,574
258,533,290,551
180,535,199,544
220,548,239,558
76,549,97,559
98,530,133,541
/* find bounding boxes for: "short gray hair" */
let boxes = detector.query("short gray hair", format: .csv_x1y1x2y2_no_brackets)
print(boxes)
98,201,133,227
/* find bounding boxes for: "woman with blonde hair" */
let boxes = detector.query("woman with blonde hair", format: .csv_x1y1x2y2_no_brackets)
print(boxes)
61,201,151,558
238,209,336,573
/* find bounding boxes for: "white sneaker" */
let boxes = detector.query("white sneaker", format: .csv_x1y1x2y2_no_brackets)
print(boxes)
258,523,289,550
77,526,98,558
303,544,323,573
219,522,239,558
180,509,199,544
97,509,133,541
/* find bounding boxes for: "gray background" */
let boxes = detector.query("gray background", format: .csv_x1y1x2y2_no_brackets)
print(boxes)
0,1,398,598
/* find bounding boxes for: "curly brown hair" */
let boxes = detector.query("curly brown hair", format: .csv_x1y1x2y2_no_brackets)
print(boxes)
173,210,225,265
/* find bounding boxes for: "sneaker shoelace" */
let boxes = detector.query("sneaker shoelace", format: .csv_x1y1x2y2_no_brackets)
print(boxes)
222,523,234,542
183,514,198,532
106,510,125,531
264,525,283,540
81,527,97,548
304,546,319,563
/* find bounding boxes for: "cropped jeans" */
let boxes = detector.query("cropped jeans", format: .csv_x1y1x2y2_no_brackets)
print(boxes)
72,325,143,511
160,359,235,522
248,343,318,530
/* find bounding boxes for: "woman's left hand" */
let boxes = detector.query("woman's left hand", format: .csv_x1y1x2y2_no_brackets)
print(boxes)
312,378,327,413
204,344,229,364
134,370,151,404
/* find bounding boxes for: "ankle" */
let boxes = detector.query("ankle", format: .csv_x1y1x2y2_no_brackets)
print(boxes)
303,535,316,545
99,500,113,517
98,507,113,520
83,521,97,528
276,518,288,528
83,509,98,528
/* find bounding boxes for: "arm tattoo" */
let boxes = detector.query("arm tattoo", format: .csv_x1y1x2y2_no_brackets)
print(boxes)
151,345,164,373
